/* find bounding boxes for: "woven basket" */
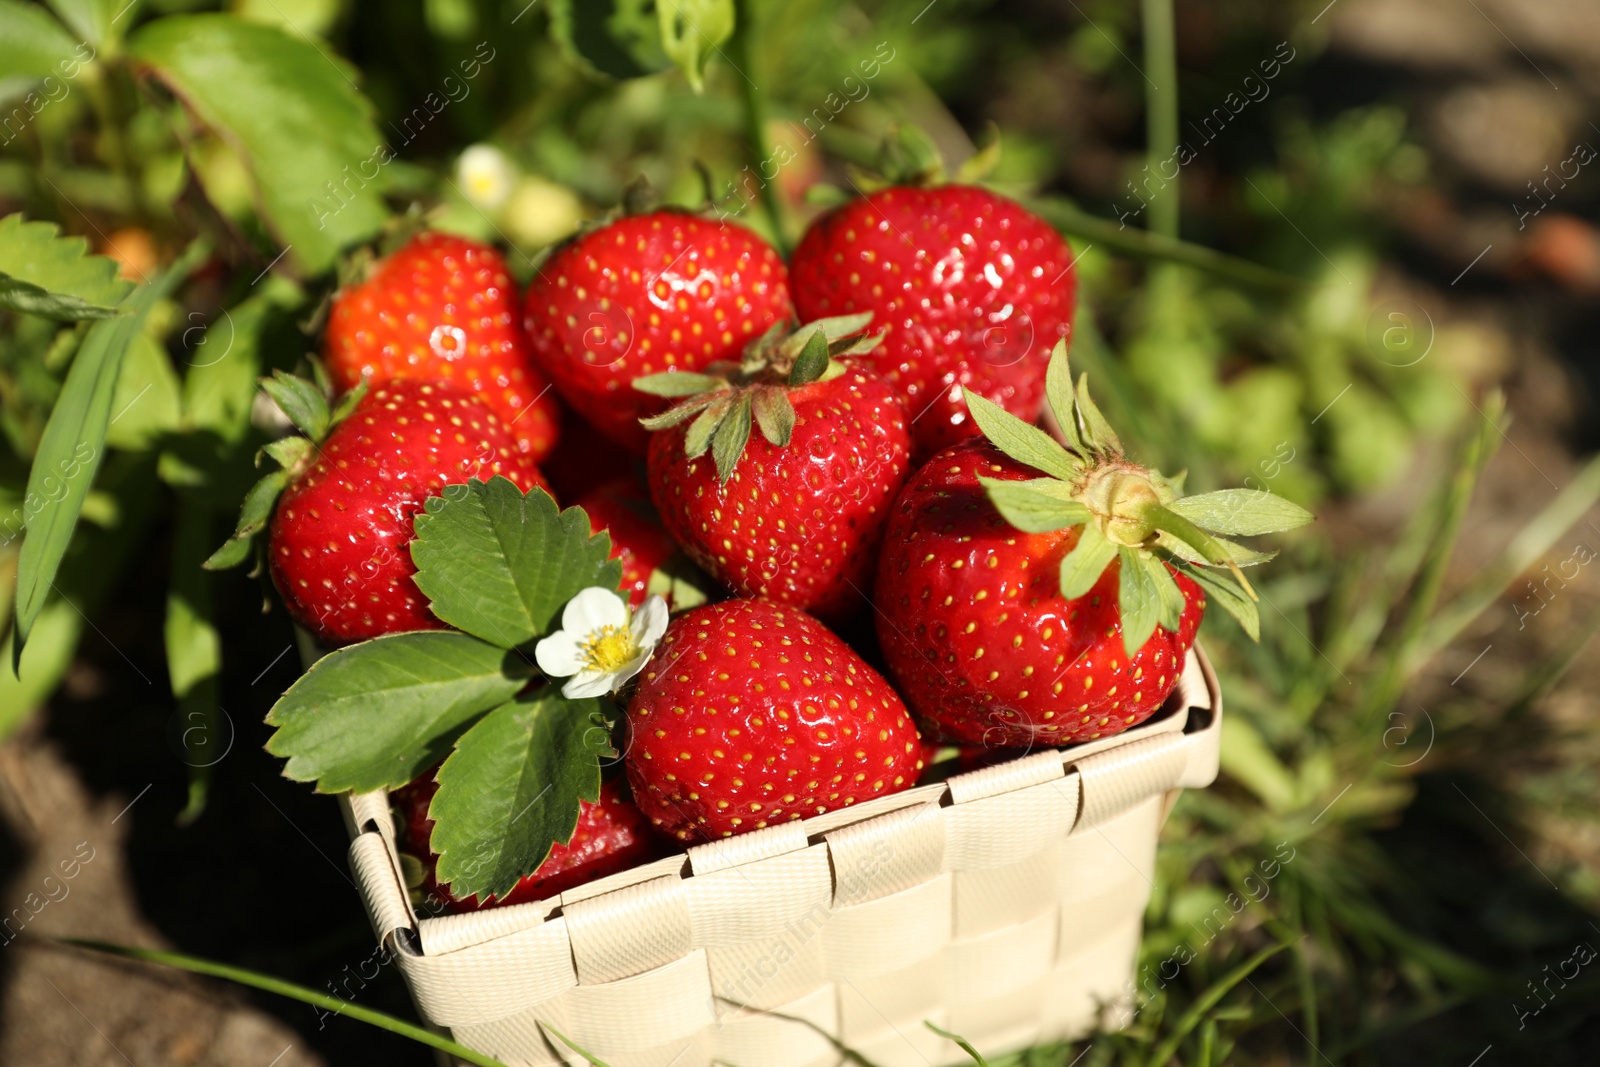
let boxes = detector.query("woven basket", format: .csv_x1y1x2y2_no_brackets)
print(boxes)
340,644,1223,1067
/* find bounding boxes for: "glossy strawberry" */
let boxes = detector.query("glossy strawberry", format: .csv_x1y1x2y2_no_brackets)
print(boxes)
575,477,685,609
790,185,1074,458
639,316,912,618
324,231,561,460
876,438,1204,747
268,380,546,646
395,774,659,912
524,212,793,453
625,598,923,841
874,343,1310,748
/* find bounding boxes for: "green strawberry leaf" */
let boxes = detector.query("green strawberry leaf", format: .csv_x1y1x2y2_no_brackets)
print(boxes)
265,631,533,793
711,392,753,483
1144,555,1187,633
1175,559,1261,641
1167,489,1314,536
640,392,722,431
0,214,133,320
13,240,207,663
45,0,117,48
965,391,1083,481
129,15,392,276
410,480,621,651
979,477,1091,533
752,386,795,447
1117,546,1161,657
0,2,85,100
430,689,613,901
632,371,727,397
1058,523,1116,600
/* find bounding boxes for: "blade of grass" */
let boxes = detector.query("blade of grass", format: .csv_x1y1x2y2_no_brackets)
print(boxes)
1361,391,1504,730
1142,941,1290,1067
541,1022,613,1067
926,1021,990,1067
1412,449,1600,671
60,939,510,1067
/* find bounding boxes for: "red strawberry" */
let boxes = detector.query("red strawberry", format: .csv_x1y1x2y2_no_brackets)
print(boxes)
575,477,685,609
873,344,1310,747
876,437,1204,747
523,212,793,454
790,185,1075,459
395,774,659,913
268,380,547,646
639,317,912,618
625,598,923,841
324,231,562,461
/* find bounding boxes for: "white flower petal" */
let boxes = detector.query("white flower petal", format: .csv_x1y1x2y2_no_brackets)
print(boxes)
563,587,628,637
535,631,584,678
631,595,669,648
562,670,616,699
610,651,652,689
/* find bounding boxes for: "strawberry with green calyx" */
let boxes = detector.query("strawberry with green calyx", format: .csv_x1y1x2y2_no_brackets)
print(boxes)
207,374,547,647
873,340,1311,749
635,313,913,618
790,125,1076,461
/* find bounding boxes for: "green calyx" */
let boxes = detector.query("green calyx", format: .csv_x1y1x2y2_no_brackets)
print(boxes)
203,371,365,572
632,312,883,484
968,339,1314,655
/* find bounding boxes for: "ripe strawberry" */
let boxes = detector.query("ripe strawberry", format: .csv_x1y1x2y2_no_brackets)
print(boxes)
576,477,701,610
625,598,924,841
877,437,1204,747
324,231,561,461
638,316,912,618
874,342,1311,747
524,211,793,454
790,184,1075,459
395,773,659,913
268,380,547,646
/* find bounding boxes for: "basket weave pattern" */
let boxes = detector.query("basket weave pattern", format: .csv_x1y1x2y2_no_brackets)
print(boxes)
343,647,1223,1067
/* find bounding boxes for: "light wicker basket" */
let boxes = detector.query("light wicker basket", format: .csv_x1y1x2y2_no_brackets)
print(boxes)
340,644,1223,1067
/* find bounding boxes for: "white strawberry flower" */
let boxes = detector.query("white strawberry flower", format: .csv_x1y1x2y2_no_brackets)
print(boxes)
456,144,515,211
535,587,668,698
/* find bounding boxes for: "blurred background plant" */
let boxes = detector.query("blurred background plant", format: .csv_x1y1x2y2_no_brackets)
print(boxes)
2,0,1599,1064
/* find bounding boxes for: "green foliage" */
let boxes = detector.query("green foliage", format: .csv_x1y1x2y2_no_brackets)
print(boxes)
264,631,534,794
128,15,392,275
410,479,621,650
12,240,204,660
431,689,613,900
0,214,133,320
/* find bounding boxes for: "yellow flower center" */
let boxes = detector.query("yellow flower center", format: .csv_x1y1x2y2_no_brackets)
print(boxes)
581,625,637,673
